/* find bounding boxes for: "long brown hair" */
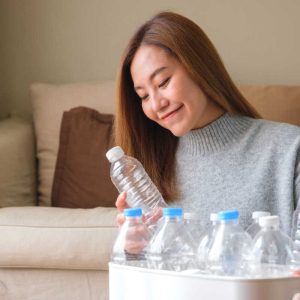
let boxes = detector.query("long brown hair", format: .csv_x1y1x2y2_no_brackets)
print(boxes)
115,11,260,201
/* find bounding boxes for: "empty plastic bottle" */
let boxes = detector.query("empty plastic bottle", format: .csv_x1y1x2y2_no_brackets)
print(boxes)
206,210,253,276
106,146,167,223
111,208,152,267
251,215,294,277
197,213,218,271
183,212,203,250
246,211,271,238
147,207,197,271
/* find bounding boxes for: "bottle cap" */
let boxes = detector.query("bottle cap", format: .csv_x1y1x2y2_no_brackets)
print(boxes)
217,210,239,221
106,146,124,162
124,208,142,217
252,211,270,220
259,215,279,227
210,213,218,222
184,212,198,220
163,207,183,217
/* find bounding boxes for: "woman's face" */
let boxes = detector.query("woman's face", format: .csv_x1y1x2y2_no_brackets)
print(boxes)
130,44,223,137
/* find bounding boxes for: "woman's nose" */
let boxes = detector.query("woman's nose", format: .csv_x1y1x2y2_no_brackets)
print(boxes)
150,91,168,112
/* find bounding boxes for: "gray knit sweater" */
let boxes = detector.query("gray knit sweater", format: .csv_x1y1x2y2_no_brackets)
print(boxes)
174,113,300,235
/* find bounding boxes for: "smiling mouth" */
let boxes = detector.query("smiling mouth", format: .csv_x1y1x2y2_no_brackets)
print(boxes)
161,105,183,120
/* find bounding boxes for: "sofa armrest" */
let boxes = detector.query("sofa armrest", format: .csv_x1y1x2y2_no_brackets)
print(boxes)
0,117,37,207
0,206,118,270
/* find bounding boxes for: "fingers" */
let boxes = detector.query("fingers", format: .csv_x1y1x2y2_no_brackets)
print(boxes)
124,225,152,254
116,213,125,227
115,191,129,212
126,224,152,240
292,269,300,276
125,239,149,254
144,207,163,225
115,192,128,226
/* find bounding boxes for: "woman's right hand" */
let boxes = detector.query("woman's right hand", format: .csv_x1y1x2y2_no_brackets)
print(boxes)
115,191,129,226
115,192,152,254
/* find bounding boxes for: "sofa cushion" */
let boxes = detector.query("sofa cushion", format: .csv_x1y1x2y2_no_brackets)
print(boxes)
52,106,118,208
30,81,115,206
0,117,36,207
239,85,300,126
0,206,118,270
0,269,108,300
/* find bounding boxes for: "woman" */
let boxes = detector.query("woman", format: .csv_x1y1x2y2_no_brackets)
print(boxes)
114,11,300,237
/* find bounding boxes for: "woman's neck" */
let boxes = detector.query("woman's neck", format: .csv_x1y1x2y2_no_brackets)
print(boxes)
193,103,225,130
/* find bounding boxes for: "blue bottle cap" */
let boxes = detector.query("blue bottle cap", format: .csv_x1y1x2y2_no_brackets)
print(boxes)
163,207,183,217
124,208,142,217
217,210,239,221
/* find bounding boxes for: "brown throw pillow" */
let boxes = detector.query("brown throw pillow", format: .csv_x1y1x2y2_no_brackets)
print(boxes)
51,106,118,208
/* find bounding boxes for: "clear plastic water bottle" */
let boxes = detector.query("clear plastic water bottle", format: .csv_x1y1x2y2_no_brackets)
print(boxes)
197,213,218,271
106,146,167,223
251,215,294,277
206,210,253,276
147,207,197,271
246,211,271,238
111,208,152,267
183,212,203,250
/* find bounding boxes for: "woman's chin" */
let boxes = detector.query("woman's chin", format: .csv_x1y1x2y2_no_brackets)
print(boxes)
168,126,188,137
159,121,188,137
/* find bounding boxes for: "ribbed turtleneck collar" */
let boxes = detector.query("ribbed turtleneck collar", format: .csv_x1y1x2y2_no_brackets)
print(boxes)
177,113,254,156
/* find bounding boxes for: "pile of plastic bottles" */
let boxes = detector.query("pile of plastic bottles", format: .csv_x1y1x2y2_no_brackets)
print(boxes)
111,206,300,278
107,146,300,278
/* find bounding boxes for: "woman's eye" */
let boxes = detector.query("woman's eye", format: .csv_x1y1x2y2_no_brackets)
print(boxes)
140,94,149,101
158,78,170,88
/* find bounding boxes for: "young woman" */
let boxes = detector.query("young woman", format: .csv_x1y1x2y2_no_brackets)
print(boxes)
114,11,300,237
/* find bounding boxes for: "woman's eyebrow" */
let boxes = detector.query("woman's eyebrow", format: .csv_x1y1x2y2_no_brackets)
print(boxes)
135,66,167,91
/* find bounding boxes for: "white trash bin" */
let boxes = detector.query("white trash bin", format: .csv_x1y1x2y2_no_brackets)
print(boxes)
109,263,300,300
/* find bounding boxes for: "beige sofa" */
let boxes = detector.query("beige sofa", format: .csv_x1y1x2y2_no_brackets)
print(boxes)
0,81,300,300
0,81,119,300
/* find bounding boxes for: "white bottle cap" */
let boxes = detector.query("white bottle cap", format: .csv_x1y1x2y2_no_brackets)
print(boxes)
106,146,124,163
252,211,271,220
259,215,279,227
184,212,198,220
210,213,218,222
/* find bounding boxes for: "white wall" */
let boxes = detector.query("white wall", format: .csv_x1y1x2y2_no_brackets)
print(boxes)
0,0,299,120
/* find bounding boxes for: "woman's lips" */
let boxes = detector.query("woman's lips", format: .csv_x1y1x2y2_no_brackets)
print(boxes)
161,105,183,120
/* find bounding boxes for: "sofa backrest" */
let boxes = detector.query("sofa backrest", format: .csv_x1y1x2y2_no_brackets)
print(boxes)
30,81,300,206
240,85,300,127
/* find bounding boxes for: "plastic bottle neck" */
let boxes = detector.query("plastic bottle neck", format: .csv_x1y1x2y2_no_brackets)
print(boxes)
125,216,142,224
164,216,183,223
114,155,126,163
261,225,279,231
219,219,238,226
